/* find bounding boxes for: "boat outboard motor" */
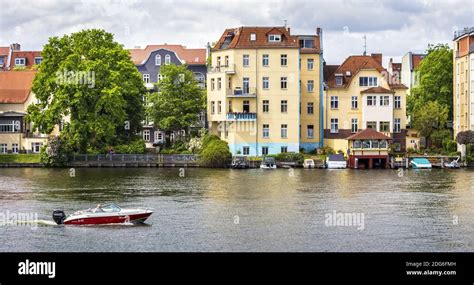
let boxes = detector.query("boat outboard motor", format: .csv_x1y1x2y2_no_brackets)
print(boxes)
52,210,66,225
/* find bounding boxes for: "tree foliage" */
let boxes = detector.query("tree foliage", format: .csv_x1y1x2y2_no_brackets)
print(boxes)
199,135,231,167
456,130,474,145
26,29,146,154
411,101,449,147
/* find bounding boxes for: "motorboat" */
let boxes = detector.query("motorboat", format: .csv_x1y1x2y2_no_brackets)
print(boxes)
52,203,153,225
325,154,347,169
231,155,249,169
260,156,277,169
303,159,315,169
410,158,432,169
444,157,460,169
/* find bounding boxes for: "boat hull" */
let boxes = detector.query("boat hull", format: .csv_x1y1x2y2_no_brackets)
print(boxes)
64,212,152,225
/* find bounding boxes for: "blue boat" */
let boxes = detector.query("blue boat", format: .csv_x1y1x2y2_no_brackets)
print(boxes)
410,158,432,169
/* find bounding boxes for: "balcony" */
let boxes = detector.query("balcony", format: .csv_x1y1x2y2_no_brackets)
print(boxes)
226,112,257,121
226,87,257,98
208,64,235,74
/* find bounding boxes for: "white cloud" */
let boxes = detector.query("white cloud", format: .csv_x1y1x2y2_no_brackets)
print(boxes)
0,0,472,64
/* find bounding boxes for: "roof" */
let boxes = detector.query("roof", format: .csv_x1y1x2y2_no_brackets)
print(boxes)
323,64,339,81
361,86,394,94
391,62,401,73
0,47,9,56
346,128,391,140
128,45,206,65
10,51,42,69
328,154,345,161
0,71,36,103
213,27,299,50
411,54,425,70
325,55,386,88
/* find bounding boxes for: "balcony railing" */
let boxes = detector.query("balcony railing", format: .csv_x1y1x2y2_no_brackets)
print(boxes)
226,87,257,97
208,64,235,74
226,112,257,121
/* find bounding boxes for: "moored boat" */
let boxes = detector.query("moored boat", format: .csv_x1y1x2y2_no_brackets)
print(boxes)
410,158,432,169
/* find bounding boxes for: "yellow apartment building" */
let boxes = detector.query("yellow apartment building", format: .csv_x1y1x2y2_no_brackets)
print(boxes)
207,26,323,155
453,27,474,139
323,54,408,154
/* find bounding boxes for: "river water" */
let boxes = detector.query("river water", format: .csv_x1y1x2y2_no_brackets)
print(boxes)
0,168,473,252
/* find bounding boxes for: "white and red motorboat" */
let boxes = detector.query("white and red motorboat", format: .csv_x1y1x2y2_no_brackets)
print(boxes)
52,203,153,225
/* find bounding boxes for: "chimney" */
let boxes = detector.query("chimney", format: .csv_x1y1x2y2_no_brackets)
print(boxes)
287,27,290,34
10,43,20,51
316,27,322,36
371,53,382,65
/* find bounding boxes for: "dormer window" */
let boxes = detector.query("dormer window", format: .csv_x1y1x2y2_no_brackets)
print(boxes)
155,55,161,66
335,75,343,86
250,33,256,41
15,58,25,66
34,57,43,65
268,34,281,42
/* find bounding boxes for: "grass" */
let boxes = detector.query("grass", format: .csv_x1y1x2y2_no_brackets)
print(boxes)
0,154,41,163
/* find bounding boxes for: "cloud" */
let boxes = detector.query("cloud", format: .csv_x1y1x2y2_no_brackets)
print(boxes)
0,0,473,64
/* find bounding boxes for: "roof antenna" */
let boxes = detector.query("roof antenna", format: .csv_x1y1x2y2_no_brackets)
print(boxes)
284,20,287,29
363,34,367,55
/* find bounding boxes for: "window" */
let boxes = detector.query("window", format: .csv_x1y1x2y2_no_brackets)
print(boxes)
217,56,221,67
157,74,163,82
330,96,338,109
262,146,269,155
217,78,222,90
211,78,215,90
394,118,401,133
269,34,281,42
307,80,314,92
243,54,250,67
330,118,338,133
394,96,401,109
307,102,314,114
299,39,314,48
367,96,376,106
307,59,314,70
31,142,42,153
307,125,314,138
0,144,6,154
250,33,256,41
15,58,25,66
143,130,150,141
351,118,358,133
353,140,361,148
362,140,371,149
263,100,269,113
262,54,269,66
143,74,150,83
224,56,229,66
380,96,390,106
280,77,287,89
280,54,287,66
228,100,233,112
243,100,250,112
211,101,215,114
281,100,288,113
165,54,171,65
281,146,288,153
380,140,388,148
243,78,250,93
12,143,19,154
243,146,250,155
335,76,343,86
379,121,390,132
359,76,378,86
34,57,43,65
155,55,161,66
217,101,222,114
263,77,269,89
0,119,15,132
351,96,358,109
366,121,377,129
263,124,269,138
281,124,288,138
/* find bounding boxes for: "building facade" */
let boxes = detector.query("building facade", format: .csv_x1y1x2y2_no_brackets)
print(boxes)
207,26,323,156
128,44,207,149
453,27,474,139
324,54,408,153
401,51,426,93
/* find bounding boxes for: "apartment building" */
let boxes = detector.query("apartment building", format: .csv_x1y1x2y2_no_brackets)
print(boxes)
207,26,323,155
401,51,426,92
324,53,408,153
453,27,474,140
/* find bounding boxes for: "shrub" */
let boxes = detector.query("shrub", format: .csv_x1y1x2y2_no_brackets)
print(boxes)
321,146,335,155
201,134,220,151
40,136,70,167
442,138,457,153
200,139,231,167
274,152,304,163
114,139,146,154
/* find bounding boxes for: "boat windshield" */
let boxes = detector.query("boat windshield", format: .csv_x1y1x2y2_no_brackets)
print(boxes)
100,203,122,213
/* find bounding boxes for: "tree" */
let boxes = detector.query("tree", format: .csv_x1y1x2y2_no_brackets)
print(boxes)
200,137,232,167
407,44,453,120
456,130,474,145
26,29,146,153
411,101,449,148
147,64,205,145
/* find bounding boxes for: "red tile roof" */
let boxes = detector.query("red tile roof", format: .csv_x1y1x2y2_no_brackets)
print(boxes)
411,54,425,70
391,62,402,73
213,27,299,51
0,71,36,103
0,47,9,56
10,51,42,69
347,128,391,140
325,55,386,88
360,86,394,94
128,45,206,65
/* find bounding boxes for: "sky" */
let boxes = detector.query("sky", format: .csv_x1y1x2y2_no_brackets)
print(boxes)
0,0,473,66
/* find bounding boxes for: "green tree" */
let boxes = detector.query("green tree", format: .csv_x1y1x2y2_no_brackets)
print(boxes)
411,101,449,148
26,29,146,153
407,43,453,119
147,64,204,145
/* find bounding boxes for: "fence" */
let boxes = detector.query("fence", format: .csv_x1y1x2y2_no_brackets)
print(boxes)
70,154,199,163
